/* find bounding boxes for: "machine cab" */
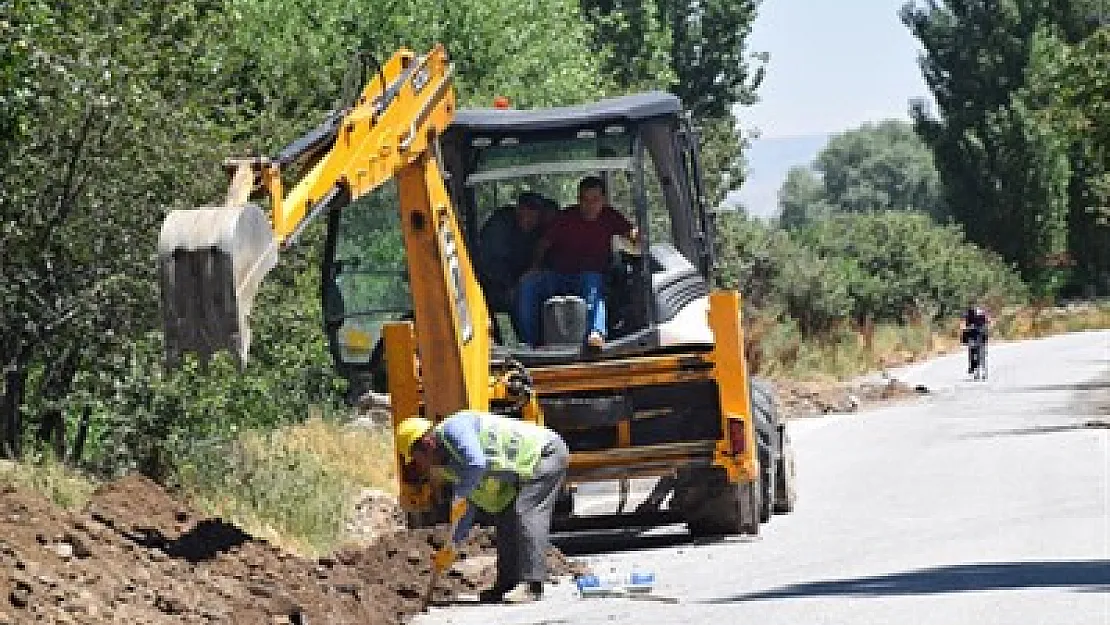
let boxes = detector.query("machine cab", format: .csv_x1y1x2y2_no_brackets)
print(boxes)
321,92,717,388
442,91,717,363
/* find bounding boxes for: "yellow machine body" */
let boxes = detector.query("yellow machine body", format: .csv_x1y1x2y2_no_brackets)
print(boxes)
158,45,777,536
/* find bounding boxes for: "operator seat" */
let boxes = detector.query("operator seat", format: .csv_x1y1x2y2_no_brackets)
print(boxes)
536,234,643,348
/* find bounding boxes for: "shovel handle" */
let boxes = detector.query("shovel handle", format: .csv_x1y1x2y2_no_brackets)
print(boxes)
421,569,439,610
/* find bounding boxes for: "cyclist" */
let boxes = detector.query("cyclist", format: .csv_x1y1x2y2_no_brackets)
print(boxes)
960,306,990,379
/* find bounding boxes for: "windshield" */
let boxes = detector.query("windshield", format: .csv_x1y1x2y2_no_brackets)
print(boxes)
323,180,411,367
464,131,675,250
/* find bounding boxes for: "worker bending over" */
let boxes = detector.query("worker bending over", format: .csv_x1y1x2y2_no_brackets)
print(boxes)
397,411,569,604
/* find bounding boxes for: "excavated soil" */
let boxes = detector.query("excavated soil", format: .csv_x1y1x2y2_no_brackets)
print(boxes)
0,474,586,624
774,375,927,419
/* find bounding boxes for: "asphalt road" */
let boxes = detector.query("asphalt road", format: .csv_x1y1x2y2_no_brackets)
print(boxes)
414,330,1110,625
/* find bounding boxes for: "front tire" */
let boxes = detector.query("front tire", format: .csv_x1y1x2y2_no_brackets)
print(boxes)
774,427,797,514
751,379,779,523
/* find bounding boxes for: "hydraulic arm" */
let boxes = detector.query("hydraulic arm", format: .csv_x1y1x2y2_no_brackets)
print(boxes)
157,45,492,417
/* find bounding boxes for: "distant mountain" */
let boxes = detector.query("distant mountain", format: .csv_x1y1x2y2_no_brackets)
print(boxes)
726,133,830,218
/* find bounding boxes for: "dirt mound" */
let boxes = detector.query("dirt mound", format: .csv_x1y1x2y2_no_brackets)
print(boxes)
775,375,926,419
0,475,584,624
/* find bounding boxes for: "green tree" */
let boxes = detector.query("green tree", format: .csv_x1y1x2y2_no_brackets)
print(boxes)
660,0,765,118
698,117,753,207
579,0,766,114
1023,27,1110,294
777,166,832,229
579,0,765,205
776,121,945,228
577,0,674,91
713,210,1027,335
663,0,764,205
1,0,355,472
795,212,1027,323
814,120,945,218
900,0,1097,293
0,0,240,459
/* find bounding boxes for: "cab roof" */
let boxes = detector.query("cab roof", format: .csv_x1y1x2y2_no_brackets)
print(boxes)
451,91,682,134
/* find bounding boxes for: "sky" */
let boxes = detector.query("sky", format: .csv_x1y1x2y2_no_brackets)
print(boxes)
739,0,934,140
733,0,936,216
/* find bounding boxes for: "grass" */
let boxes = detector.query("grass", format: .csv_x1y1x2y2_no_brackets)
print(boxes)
0,453,98,510
1,417,396,558
992,301,1110,339
175,413,396,557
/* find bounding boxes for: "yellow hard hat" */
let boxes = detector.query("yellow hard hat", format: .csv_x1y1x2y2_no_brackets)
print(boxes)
395,416,434,464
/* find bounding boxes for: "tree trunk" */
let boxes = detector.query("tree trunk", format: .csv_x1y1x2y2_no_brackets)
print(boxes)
36,347,82,459
37,409,66,460
1,367,26,459
69,406,91,466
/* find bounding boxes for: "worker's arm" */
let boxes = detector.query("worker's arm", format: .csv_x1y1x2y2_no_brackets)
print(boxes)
609,206,639,248
439,416,487,544
528,237,552,273
478,212,516,288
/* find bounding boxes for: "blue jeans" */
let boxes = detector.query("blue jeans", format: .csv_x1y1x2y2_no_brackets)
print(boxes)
514,271,605,346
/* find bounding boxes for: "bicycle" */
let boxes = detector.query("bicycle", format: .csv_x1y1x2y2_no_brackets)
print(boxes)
962,328,988,381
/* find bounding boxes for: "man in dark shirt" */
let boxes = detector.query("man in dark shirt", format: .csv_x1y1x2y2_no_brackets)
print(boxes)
514,176,637,348
478,192,550,326
961,306,990,340
961,305,991,376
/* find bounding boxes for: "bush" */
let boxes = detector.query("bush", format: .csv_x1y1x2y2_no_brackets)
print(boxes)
714,212,852,335
67,264,348,481
713,211,1027,338
795,212,1028,321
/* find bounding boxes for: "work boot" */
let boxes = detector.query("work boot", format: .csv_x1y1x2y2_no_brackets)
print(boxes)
501,581,543,604
478,582,513,604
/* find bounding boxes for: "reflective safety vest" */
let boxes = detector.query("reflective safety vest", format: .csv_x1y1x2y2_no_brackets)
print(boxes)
435,412,550,514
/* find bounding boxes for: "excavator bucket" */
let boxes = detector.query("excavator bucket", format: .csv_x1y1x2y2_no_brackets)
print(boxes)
157,203,278,367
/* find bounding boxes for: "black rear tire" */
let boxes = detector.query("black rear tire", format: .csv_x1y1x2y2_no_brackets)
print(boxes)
680,469,761,537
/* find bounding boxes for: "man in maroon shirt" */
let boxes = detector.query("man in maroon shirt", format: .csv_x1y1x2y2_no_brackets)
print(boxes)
513,176,637,348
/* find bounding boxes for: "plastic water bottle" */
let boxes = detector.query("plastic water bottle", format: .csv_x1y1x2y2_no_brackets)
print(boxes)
576,566,656,597
626,564,655,594
575,572,616,596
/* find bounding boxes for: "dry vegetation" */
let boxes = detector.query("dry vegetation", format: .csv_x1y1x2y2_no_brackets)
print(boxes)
747,301,1110,382
175,414,397,557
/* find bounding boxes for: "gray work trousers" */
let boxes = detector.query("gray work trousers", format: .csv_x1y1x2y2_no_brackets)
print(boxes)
494,435,569,586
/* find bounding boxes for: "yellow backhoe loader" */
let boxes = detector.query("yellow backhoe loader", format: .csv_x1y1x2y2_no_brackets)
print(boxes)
158,45,795,537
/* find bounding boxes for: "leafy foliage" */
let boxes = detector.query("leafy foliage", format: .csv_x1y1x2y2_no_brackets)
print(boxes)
714,211,1026,335
901,0,1105,294
1022,26,1110,294
1,0,244,461
777,121,945,227
579,0,765,204
659,0,765,118
578,0,674,91
795,212,1027,322
713,212,852,335
778,166,834,229
815,121,945,217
